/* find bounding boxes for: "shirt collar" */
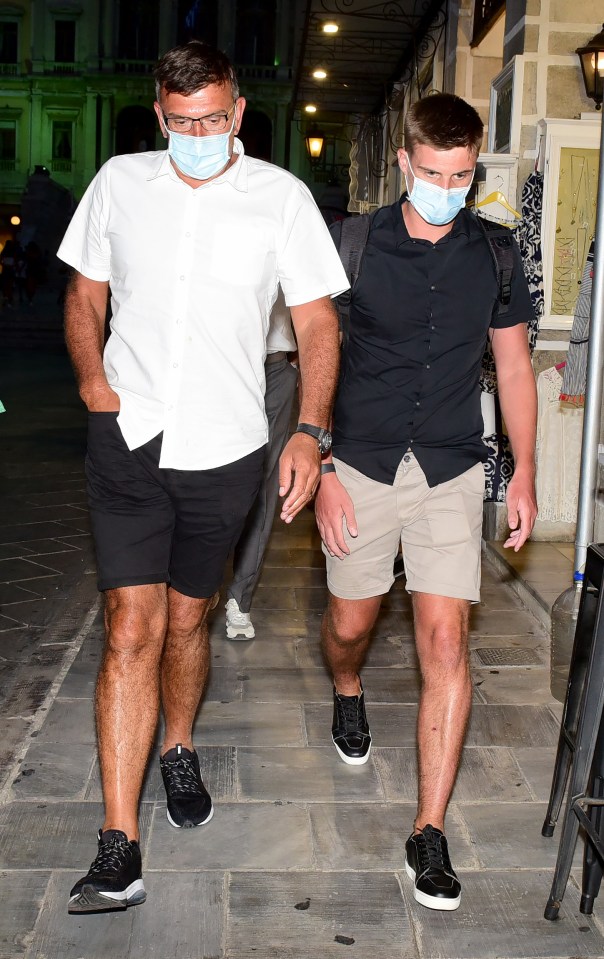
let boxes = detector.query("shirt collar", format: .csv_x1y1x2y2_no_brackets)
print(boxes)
392,193,473,244
147,138,248,192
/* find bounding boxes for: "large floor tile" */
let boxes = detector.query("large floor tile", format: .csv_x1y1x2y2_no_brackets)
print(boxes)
459,801,583,868
11,742,96,800
129,871,225,958
35,698,96,743
373,746,533,802
403,870,604,958
0,802,153,869
309,802,478,870
241,667,333,703
226,871,415,959
473,667,556,705
296,633,416,668
0,870,50,959
148,801,312,869
25,870,137,959
469,607,541,637
513,747,558,801
465,704,559,747
195,701,304,747
209,633,298,669
237,746,384,802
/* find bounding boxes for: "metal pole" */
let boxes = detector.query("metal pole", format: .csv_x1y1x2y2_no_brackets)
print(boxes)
574,111,604,576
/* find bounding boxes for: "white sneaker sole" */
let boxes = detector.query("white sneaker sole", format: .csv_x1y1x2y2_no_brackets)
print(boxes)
226,624,255,640
166,804,214,829
68,878,146,913
333,738,372,765
405,860,461,911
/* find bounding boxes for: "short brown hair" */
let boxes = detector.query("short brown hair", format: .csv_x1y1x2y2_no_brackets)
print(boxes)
154,41,239,101
404,94,483,157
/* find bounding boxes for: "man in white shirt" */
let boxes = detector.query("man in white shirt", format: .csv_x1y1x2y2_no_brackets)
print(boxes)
59,40,348,915
225,288,298,639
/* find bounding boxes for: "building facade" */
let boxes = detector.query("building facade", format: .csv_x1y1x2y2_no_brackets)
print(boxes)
0,0,299,247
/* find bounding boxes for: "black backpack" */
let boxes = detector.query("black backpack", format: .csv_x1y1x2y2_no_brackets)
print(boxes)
329,210,516,346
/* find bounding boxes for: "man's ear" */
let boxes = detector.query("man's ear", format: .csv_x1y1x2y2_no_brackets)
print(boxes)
153,101,168,139
234,97,246,136
397,148,408,174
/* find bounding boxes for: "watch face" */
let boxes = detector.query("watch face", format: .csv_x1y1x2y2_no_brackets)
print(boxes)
319,430,333,453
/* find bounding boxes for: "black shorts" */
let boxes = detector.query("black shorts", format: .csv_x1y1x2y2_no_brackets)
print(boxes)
85,412,265,597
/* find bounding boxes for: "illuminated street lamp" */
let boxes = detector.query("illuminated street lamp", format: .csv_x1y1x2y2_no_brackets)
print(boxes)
576,24,604,109
305,126,325,164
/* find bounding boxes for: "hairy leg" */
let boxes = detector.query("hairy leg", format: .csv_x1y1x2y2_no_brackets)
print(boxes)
97,583,169,841
321,594,382,696
412,592,472,833
160,588,214,754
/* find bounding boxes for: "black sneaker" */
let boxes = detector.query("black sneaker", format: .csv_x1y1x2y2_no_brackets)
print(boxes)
160,743,214,828
405,824,461,910
68,829,146,914
331,684,372,765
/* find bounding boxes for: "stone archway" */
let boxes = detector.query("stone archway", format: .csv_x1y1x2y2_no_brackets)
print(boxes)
238,109,272,163
115,106,157,156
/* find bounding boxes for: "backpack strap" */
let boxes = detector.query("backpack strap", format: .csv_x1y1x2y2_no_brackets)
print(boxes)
329,212,372,347
474,215,515,315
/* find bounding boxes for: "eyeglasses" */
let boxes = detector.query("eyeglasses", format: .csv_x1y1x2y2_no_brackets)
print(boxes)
162,102,237,135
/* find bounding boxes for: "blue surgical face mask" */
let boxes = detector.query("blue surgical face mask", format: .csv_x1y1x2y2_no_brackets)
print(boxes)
406,156,474,225
167,112,236,181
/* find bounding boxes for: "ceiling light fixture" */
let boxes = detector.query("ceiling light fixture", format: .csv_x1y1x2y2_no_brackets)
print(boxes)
313,68,327,80
304,104,317,113
322,22,338,34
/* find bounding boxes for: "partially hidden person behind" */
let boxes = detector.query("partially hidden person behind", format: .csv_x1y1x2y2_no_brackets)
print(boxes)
58,40,347,914
315,93,537,912
225,287,299,639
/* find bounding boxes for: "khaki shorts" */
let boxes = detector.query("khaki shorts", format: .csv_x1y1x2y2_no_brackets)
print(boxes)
324,453,485,602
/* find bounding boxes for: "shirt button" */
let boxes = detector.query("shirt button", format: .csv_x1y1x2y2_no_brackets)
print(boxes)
426,364,431,369
173,362,178,368
430,284,436,291
403,454,411,463
409,438,414,443
180,275,185,281
431,325,436,331
185,232,191,237
416,401,420,407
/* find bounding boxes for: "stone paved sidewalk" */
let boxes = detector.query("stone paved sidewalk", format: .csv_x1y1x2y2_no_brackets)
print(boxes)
1,348,603,959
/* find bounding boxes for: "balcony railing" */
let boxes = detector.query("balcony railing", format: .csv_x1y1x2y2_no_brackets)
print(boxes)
44,61,84,75
51,159,72,173
114,59,155,74
0,62,18,76
235,64,293,81
472,0,505,46
0,158,16,171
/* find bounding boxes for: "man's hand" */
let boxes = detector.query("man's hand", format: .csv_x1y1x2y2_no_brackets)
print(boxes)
504,468,537,551
81,379,121,413
315,471,358,558
279,433,321,523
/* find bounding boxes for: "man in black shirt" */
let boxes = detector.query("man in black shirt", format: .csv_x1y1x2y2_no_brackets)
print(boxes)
316,94,537,912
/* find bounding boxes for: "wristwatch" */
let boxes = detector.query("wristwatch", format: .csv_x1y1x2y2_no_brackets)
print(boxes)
295,422,333,454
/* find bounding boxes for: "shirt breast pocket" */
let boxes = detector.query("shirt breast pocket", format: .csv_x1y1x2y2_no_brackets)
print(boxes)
210,223,271,287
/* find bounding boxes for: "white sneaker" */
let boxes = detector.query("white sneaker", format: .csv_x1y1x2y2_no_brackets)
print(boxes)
225,598,255,640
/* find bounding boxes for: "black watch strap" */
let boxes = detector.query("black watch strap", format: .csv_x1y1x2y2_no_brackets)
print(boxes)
295,422,332,453
321,463,336,475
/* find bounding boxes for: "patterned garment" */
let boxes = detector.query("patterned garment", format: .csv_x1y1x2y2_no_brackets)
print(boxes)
560,241,594,405
482,171,543,502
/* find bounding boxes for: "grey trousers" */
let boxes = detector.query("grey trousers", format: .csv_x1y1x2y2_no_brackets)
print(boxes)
228,356,298,612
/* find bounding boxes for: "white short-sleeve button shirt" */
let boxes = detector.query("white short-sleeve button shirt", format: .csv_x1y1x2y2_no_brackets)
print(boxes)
57,141,349,469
